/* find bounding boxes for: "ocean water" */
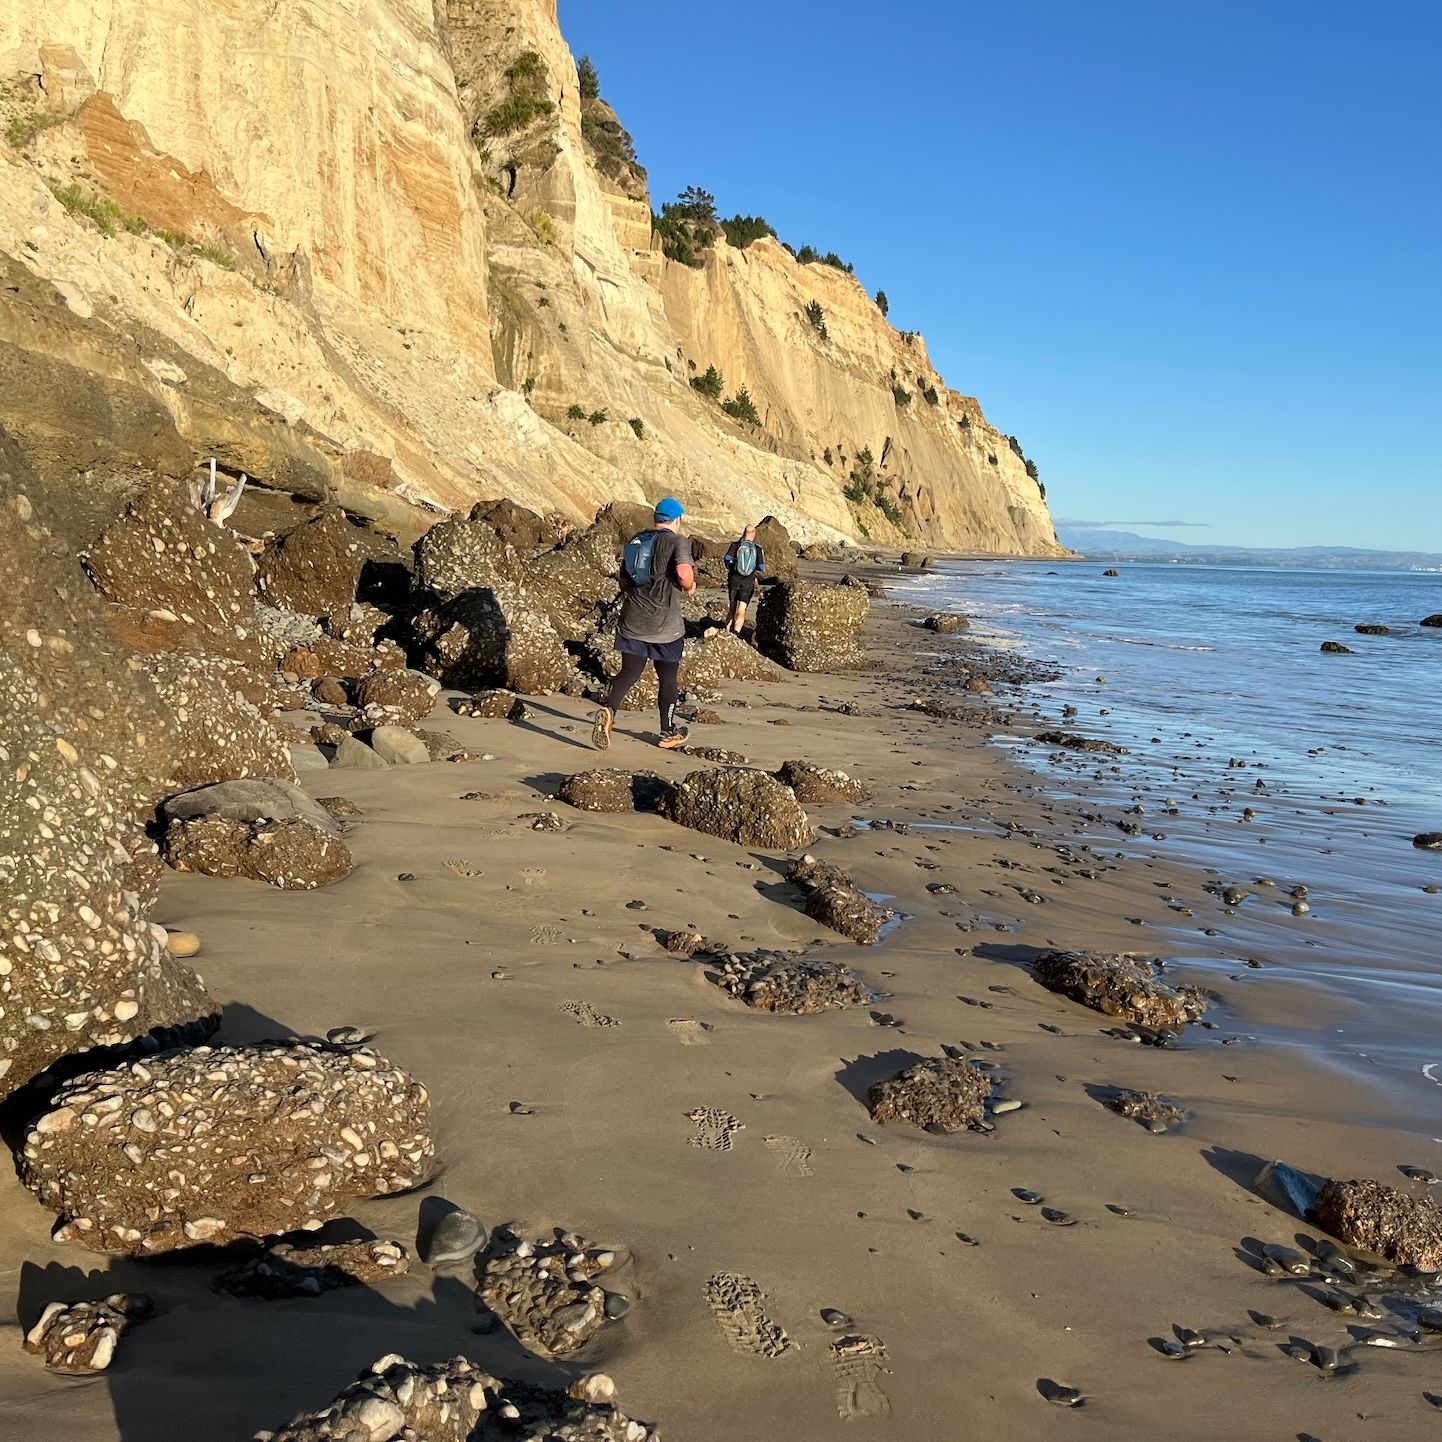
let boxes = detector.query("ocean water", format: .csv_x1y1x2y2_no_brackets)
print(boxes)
889,560,1442,1123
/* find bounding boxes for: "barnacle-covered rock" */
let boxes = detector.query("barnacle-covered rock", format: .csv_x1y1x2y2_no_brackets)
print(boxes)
657,769,814,850
787,856,893,944
161,816,353,890
1034,950,1206,1029
755,580,867,672
711,952,873,1014
867,1057,991,1133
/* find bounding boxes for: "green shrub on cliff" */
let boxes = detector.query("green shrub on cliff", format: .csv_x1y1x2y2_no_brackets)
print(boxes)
483,51,555,137
876,289,889,317
721,387,762,425
721,214,775,249
578,55,600,101
805,300,828,338
690,365,724,400
567,403,587,421
654,186,720,267
892,382,913,407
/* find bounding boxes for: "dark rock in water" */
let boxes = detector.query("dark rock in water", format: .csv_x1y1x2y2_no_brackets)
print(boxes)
263,1354,655,1442
1320,641,1355,654
162,815,353,890
775,759,871,804
1256,1160,1324,1219
658,769,815,850
1420,614,1442,628
711,952,874,1014
23,1293,155,1373
1413,832,1442,851
352,668,440,725
255,507,370,615
479,1226,624,1359
1354,623,1391,635
21,1040,434,1254
1034,950,1207,1029
216,1238,410,1298
1033,730,1127,755
787,856,895,944
866,1056,991,1132
558,769,671,814
422,1206,488,1265
899,551,933,571
1105,1088,1188,1133
924,613,968,633
1316,1177,1442,1269
755,580,868,672
1102,568,1120,577
161,778,338,835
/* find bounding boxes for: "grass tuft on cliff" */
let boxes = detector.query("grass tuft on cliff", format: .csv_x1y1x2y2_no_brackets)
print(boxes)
483,51,555,137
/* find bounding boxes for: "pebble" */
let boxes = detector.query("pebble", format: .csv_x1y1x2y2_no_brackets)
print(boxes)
165,931,202,958
820,1308,852,1328
423,1207,487,1266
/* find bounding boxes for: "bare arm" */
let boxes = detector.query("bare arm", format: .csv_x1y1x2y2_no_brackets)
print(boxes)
675,562,696,595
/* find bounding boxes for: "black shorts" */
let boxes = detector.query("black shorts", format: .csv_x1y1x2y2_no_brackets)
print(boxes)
727,573,757,605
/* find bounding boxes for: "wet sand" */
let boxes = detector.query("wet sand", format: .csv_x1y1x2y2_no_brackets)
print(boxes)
0,577,1437,1440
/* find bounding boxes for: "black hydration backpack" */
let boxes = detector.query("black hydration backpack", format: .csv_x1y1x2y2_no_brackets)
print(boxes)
732,539,759,576
624,530,660,585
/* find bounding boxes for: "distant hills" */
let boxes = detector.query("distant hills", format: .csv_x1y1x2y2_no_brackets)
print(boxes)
1054,524,1442,572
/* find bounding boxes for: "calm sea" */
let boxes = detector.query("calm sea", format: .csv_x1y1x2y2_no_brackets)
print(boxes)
890,561,1442,1126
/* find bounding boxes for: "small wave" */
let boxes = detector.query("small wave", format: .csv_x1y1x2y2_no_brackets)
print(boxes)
1105,636,1217,652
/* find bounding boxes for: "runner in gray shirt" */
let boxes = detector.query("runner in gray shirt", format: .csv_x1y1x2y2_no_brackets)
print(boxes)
593,496,696,750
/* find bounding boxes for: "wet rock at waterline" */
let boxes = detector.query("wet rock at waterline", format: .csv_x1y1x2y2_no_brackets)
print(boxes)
923,613,968,633
787,856,895,943
1354,623,1391,635
1413,833,1442,851
1033,730,1127,755
1320,641,1355,654
1033,950,1207,1029
1420,614,1442,628
20,1040,433,1254
259,1355,657,1442
867,1056,992,1133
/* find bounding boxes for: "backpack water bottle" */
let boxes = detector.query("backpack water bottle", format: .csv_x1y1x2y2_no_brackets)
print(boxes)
624,531,659,585
733,539,758,576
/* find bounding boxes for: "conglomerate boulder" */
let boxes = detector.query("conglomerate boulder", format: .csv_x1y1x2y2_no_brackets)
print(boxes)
775,760,871,804
786,856,893,944
754,515,798,581
657,769,815,850
558,769,671,814
1315,1177,1442,1269
710,952,873,1014
413,589,574,695
755,580,868,672
255,508,369,615
867,1056,991,1132
259,1355,658,1442
1033,950,1206,1029
414,517,525,600
351,668,440,724
20,1040,434,1254
161,816,353,890
0,457,218,1103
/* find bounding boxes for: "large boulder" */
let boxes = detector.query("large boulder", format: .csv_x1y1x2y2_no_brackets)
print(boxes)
414,589,574,696
1034,950,1206,1029
0,459,218,1103
1315,1177,1442,1269
143,652,296,792
465,497,552,554
162,816,353,889
414,518,525,600
254,508,369,615
161,779,338,835
20,1040,434,1254
775,760,871,804
263,1356,658,1442
754,515,798,581
83,487,256,639
351,668,440,724
711,952,873,1014
657,769,815,850
867,1056,991,1132
755,580,868,672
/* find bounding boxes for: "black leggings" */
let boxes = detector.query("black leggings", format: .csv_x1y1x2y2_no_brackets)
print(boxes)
606,653,681,733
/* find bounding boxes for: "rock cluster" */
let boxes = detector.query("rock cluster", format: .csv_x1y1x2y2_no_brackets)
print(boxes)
559,769,671,814
162,816,353,890
216,1237,410,1298
1032,730,1127,755
1034,950,1206,1029
755,580,868,672
775,760,871,804
657,768,815,850
1315,1177,1442,1269
867,1057,992,1132
23,1293,155,1373
787,857,894,944
710,952,874,1014
259,1355,656,1442
478,1226,627,1358
20,1040,434,1254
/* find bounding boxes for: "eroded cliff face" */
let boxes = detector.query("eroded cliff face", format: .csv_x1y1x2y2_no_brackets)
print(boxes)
0,0,1061,553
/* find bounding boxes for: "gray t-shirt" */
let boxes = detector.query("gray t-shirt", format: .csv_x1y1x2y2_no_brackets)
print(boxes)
618,530,693,644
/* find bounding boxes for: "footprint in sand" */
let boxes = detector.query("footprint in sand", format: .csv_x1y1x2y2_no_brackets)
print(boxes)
529,925,562,946
763,1135,814,1179
520,866,547,887
444,858,483,878
832,1334,891,1419
704,1272,789,1358
686,1107,742,1152
560,1000,618,1028
666,1018,712,1046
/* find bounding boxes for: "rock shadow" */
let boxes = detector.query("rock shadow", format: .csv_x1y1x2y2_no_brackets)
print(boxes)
835,1049,929,1108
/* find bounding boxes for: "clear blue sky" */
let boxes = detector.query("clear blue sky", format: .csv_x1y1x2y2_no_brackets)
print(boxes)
561,0,1441,552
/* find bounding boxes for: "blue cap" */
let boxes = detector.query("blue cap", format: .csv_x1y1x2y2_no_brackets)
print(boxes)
654,496,685,521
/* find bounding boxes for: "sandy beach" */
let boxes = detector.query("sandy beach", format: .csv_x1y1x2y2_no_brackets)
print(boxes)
2,564,1436,1442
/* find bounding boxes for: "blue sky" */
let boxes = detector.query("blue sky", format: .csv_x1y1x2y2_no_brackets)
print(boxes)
561,0,1440,552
